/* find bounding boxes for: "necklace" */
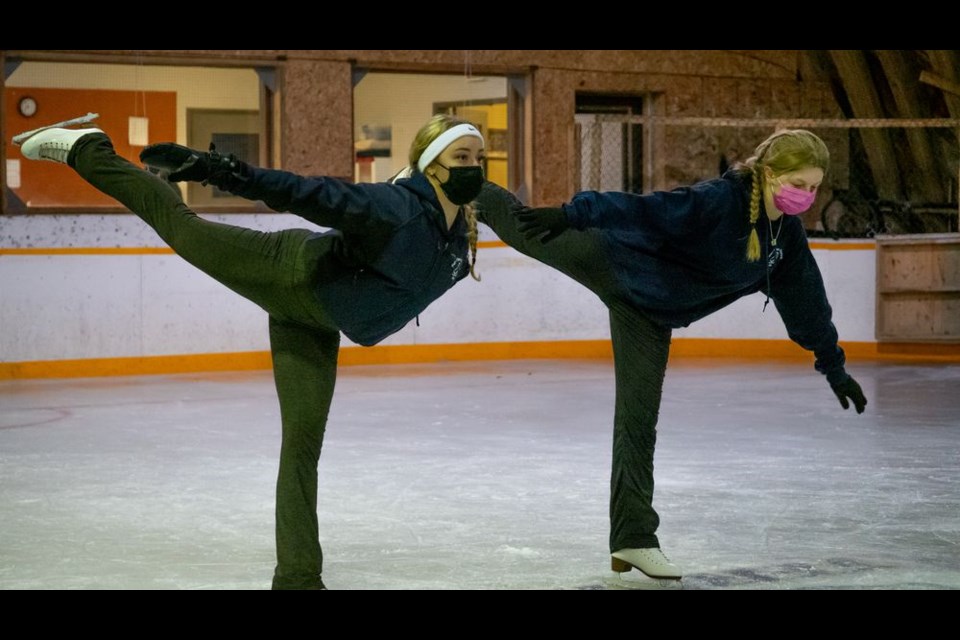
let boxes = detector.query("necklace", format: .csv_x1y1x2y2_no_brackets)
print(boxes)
768,215,784,247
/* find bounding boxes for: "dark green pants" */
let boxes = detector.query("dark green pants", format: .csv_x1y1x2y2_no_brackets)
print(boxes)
476,184,672,551
70,133,337,589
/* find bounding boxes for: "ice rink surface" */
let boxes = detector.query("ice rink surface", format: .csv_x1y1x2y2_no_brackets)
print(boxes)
2,358,958,590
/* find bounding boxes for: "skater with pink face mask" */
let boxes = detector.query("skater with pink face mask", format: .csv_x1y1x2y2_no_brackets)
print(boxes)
474,128,867,585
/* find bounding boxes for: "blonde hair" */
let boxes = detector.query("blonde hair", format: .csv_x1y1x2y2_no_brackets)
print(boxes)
740,129,830,262
410,114,481,281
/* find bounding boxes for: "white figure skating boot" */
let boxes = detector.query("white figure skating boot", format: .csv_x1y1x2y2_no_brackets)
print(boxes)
14,112,102,164
609,547,683,589
18,127,104,164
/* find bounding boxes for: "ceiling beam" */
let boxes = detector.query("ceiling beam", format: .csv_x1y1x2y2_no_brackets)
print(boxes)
876,50,945,201
830,50,903,200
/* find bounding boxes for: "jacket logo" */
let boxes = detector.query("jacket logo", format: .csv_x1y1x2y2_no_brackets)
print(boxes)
450,255,464,282
767,246,783,269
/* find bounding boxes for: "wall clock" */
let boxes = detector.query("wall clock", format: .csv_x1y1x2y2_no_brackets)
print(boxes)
19,96,38,118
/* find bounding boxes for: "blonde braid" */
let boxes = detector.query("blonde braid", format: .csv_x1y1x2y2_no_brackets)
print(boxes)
463,202,481,281
746,165,762,262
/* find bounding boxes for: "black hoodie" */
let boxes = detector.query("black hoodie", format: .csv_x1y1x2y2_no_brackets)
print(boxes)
562,169,848,382
232,167,469,346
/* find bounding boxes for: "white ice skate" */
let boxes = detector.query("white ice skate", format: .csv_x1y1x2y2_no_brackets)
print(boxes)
18,127,104,165
12,112,100,146
608,547,683,589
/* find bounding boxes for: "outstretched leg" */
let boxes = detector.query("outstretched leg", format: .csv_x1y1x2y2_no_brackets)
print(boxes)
24,129,345,588
474,183,622,302
607,299,672,552
268,317,340,590
67,131,328,324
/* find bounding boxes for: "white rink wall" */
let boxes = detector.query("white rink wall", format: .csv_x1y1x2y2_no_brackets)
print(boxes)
0,213,875,364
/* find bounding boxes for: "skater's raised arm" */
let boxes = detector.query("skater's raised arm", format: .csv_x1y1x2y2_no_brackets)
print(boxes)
140,143,416,234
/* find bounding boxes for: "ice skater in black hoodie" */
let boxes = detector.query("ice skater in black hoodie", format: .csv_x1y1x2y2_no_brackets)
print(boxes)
475,129,868,584
17,113,486,590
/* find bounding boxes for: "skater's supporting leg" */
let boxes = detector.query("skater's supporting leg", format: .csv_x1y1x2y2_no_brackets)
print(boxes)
607,299,672,552
268,317,340,590
56,130,345,585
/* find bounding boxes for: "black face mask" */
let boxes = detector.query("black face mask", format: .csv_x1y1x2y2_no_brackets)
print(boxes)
435,164,484,205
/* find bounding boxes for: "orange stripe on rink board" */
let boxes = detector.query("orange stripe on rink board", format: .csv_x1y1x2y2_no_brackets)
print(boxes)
871,342,960,360
672,338,960,361
337,340,614,366
671,338,810,359
0,352,275,380
808,241,874,251
3,339,960,380
0,342,615,380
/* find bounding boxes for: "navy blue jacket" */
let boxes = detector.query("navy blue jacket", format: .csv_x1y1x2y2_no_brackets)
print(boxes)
563,170,847,381
232,168,469,346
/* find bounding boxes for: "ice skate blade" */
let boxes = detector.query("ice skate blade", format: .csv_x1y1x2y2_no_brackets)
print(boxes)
12,113,100,146
605,571,684,590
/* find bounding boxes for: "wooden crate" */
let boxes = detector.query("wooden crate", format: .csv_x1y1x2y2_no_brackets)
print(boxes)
876,233,960,342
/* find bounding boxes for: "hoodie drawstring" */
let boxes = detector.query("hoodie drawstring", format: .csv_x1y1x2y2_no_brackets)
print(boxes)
762,225,772,313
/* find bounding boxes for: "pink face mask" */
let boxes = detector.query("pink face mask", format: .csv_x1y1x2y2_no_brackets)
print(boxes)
773,178,816,215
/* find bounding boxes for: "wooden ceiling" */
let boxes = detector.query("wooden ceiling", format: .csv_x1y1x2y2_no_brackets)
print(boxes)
801,50,959,204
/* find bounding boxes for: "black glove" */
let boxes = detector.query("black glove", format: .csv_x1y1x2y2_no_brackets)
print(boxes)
516,207,570,243
140,142,247,187
830,374,867,414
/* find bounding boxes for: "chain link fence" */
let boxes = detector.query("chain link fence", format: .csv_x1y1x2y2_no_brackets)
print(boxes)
575,115,960,237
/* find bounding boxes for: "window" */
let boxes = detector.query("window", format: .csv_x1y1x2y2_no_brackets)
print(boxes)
352,72,512,189
575,94,644,193
434,99,509,189
4,60,273,213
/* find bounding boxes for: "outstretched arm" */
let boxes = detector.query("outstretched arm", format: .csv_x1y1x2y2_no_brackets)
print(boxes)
504,179,738,244
565,178,742,231
770,230,868,413
140,142,413,233
233,167,414,233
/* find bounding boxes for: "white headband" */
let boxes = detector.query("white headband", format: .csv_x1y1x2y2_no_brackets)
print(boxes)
417,124,484,172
